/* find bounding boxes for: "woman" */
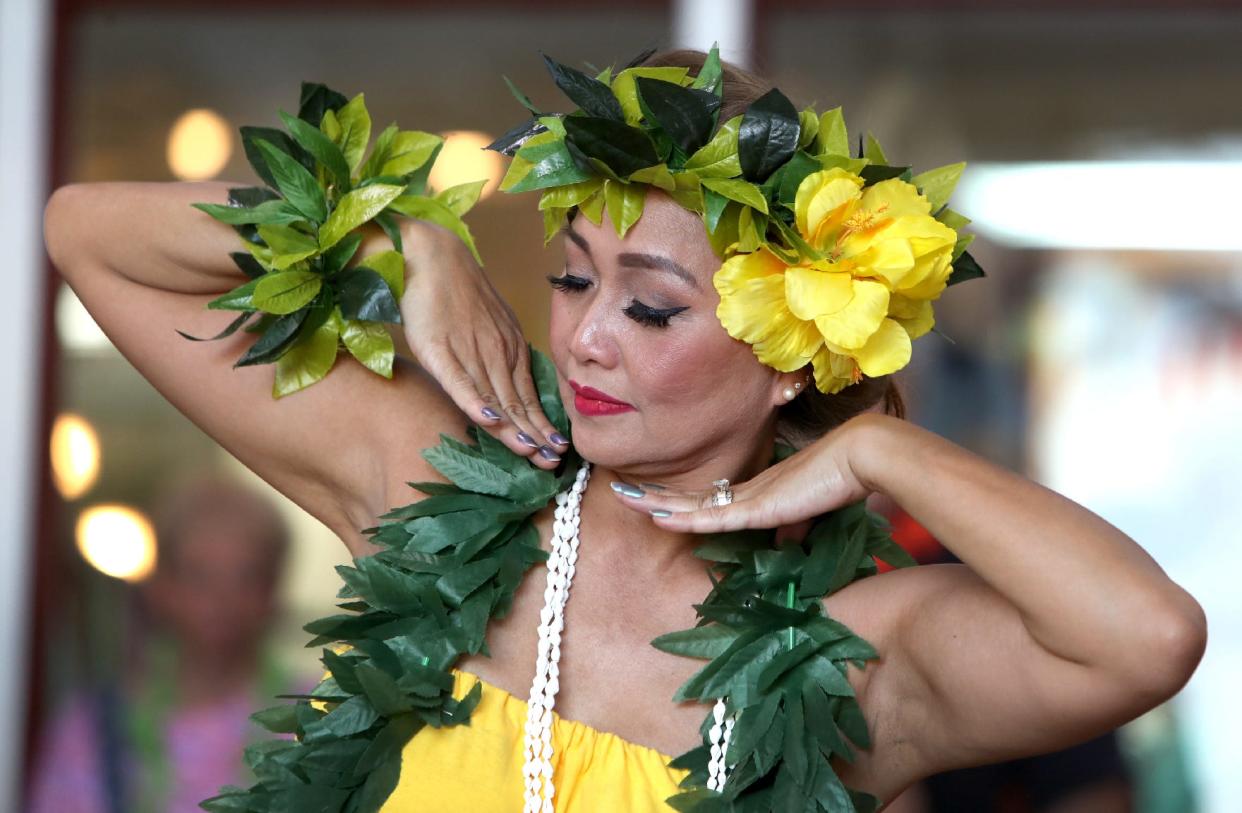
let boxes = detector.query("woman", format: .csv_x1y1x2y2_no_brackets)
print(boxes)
42,50,1206,811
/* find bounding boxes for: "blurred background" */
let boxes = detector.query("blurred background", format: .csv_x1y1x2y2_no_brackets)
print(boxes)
2,0,1240,811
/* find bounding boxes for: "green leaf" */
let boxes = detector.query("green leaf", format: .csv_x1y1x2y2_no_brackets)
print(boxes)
421,443,517,498
322,232,363,276
911,161,966,211
336,267,401,323
817,107,849,157
229,251,266,279
435,179,486,216
207,278,261,312
863,131,888,165
530,347,568,437
235,308,308,367
250,704,299,734
381,130,443,179
255,223,319,270
690,43,723,95
192,199,304,226
318,183,404,251
603,179,647,237
650,624,739,659
353,714,420,777
635,76,721,156
562,116,659,178
946,249,985,286
334,93,373,173
253,269,322,315
337,313,395,377
305,695,379,740
503,75,542,116
537,178,604,211
936,206,972,230
280,110,351,191
273,309,340,397
386,195,482,266
176,310,255,342
699,177,769,215
684,115,742,178
354,664,413,716
356,249,405,299
240,126,309,190
253,139,327,223
610,67,690,125
297,82,349,128
542,54,624,121
738,88,800,182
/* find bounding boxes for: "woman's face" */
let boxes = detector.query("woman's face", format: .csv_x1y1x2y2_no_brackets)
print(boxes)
548,191,784,476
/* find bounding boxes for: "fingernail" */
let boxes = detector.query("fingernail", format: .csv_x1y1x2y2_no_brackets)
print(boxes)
481,406,501,421
610,481,644,499
639,482,666,491
537,445,561,462
650,509,672,518
516,431,539,449
549,432,570,447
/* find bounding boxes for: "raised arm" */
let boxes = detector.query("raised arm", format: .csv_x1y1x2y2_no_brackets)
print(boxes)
42,181,564,555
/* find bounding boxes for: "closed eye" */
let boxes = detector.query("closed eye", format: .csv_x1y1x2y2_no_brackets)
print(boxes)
546,274,689,329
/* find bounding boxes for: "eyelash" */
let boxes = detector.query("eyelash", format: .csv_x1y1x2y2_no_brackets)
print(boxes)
546,273,689,329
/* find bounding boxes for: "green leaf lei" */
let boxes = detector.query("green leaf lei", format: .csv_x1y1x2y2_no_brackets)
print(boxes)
200,347,916,813
184,82,484,399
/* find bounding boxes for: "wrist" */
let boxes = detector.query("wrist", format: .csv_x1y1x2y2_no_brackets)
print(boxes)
840,412,911,496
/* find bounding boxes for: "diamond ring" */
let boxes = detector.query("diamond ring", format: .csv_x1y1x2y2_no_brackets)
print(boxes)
711,478,733,507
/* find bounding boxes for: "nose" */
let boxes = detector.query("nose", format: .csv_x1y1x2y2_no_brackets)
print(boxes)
567,288,620,369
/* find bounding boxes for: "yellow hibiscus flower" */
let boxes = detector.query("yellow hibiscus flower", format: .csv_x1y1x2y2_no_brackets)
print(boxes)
714,168,959,394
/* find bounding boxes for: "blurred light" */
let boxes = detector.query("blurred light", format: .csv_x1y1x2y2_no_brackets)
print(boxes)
428,131,502,201
50,413,101,500
55,283,111,351
167,108,232,181
957,161,1242,251
76,504,156,583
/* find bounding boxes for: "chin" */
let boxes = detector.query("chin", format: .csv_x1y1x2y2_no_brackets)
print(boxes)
563,419,643,469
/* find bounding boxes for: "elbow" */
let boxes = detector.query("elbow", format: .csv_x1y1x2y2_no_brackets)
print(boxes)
43,183,90,276
1130,590,1208,703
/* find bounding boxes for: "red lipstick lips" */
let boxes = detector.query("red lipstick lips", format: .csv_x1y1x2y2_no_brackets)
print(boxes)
569,380,635,416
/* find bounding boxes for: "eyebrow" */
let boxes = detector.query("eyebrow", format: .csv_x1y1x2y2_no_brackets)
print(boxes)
563,226,701,291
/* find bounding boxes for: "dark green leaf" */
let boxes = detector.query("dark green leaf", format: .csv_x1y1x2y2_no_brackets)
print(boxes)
635,76,720,156
335,267,401,323
207,278,261,312
738,88,800,182
530,347,568,437
229,251,266,279
690,44,723,95
250,704,299,734
280,110,351,190
322,232,363,276
297,82,349,128
353,714,420,776
374,212,403,254
947,250,985,286
562,116,659,178
486,118,547,156
542,54,624,121
177,310,254,342
254,138,328,223
234,308,308,367
859,164,910,186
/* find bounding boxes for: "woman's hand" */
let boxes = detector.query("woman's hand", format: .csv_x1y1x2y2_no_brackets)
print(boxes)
610,415,888,533
397,222,570,469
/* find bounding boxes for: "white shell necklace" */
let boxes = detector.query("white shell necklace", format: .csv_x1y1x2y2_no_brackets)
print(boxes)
520,459,735,812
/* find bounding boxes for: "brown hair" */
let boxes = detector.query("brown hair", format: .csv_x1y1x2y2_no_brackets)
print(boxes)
638,49,906,447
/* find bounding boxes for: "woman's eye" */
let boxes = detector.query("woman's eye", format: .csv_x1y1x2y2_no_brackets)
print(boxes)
546,273,591,292
624,300,689,329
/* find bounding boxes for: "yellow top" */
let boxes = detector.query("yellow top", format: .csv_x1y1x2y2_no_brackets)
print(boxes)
380,669,690,812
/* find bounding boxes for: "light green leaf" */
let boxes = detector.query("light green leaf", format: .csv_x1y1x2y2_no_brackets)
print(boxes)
357,249,405,299
604,179,647,238
912,161,966,211
537,178,604,211
936,206,971,230
387,195,482,266
435,179,486,216
253,269,322,315
684,115,742,178
207,278,261,311
256,223,319,270
797,108,819,150
272,309,340,397
863,132,888,165
341,318,394,378
320,108,341,142
359,123,398,181
318,183,404,251
380,130,443,179
817,107,849,157
335,93,372,173
192,199,304,226
628,163,676,192
699,177,769,214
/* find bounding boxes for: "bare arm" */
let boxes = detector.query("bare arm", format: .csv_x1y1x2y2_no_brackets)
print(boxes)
845,415,1207,778
43,181,474,555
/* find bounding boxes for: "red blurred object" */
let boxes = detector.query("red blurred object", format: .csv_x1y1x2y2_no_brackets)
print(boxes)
879,508,945,571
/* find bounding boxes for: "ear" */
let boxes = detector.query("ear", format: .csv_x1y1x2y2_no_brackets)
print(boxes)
772,369,811,407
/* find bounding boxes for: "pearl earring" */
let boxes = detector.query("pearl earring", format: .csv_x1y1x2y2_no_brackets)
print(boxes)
782,385,798,401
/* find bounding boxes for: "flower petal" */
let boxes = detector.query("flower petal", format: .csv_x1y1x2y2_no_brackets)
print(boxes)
810,345,859,394
889,296,935,339
784,265,854,321
794,168,862,242
852,317,912,376
812,278,890,350
715,252,822,371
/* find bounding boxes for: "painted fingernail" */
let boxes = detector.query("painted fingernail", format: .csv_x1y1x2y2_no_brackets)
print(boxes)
516,431,539,449
650,509,672,518
549,432,570,447
537,445,561,462
610,481,644,499
639,482,667,491
481,406,501,421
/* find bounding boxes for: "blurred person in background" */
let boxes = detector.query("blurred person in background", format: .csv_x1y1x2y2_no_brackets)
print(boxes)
27,479,294,813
